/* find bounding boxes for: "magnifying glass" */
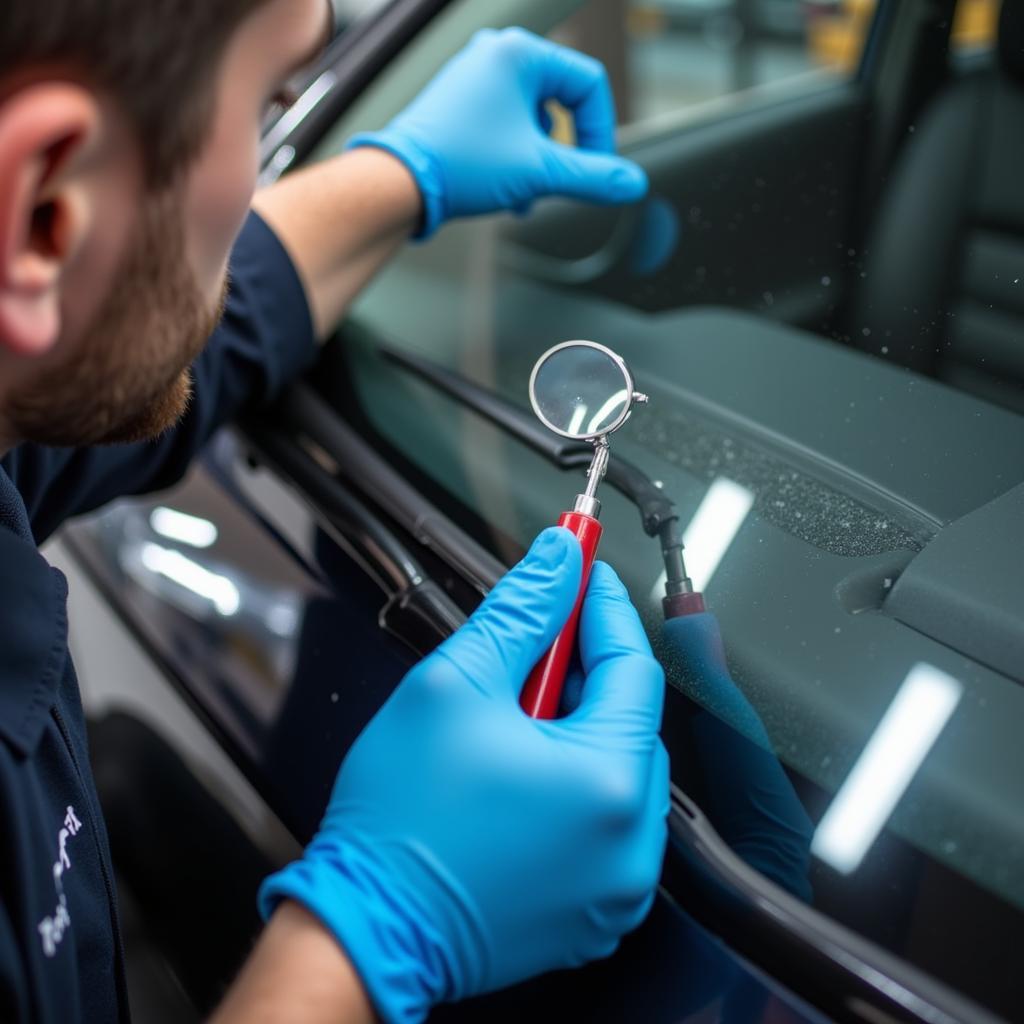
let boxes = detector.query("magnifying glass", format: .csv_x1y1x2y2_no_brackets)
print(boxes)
520,340,648,719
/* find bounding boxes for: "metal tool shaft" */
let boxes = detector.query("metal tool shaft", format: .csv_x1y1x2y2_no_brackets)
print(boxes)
573,439,609,517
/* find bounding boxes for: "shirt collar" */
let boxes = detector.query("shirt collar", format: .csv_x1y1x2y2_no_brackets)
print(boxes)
0,467,69,756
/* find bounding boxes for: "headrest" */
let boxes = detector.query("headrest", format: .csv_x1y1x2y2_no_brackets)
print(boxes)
1000,0,1024,82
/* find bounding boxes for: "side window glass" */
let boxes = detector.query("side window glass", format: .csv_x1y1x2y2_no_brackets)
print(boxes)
549,0,873,131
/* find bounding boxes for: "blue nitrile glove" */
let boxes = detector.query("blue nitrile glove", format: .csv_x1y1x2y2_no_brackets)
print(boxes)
259,528,669,1024
346,27,648,238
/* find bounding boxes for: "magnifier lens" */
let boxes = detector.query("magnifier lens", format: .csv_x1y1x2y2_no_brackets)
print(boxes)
521,340,645,719
531,344,632,440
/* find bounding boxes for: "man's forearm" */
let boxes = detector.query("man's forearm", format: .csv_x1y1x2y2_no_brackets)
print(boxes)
211,901,376,1024
252,147,421,341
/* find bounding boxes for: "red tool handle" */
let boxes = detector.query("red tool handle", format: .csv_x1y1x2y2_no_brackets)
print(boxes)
520,510,603,719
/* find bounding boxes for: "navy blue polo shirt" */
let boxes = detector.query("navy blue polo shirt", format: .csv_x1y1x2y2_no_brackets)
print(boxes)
0,211,316,1022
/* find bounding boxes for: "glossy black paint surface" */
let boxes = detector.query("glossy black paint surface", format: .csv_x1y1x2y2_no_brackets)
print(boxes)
66,431,418,842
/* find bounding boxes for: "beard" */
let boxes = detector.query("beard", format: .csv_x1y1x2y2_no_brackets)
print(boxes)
7,183,227,448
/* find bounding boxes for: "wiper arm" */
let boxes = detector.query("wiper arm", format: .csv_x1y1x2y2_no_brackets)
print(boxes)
383,348,592,468
380,347,694,603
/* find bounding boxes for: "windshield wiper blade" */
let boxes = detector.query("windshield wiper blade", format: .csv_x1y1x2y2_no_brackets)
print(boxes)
381,346,684,532
382,347,593,468
380,346,694,611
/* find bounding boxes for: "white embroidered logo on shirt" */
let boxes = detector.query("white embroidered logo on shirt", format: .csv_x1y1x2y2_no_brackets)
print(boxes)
38,806,83,957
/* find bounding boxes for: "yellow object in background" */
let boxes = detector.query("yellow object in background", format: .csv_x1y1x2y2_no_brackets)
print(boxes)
951,0,1000,49
627,5,667,39
807,0,875,72
547,100,577,146
808,0,1000,73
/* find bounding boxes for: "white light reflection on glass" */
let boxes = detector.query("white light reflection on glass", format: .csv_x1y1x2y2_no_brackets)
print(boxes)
567,404,588,437
586,389,629,435
811,662,963,875
651,477,754,599
149,507,218,549
139,542,240,616
266,601,300,638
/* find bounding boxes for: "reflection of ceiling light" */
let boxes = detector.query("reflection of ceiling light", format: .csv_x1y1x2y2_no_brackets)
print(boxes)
811,662,963,875
567,404,588,436
266,601,300,638
586,389,629,435
682,477,754,591
139,542,240,616
652,477,754,600
149,507,218,549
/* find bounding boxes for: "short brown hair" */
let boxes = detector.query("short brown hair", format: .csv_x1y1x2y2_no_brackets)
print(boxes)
1,1,275,187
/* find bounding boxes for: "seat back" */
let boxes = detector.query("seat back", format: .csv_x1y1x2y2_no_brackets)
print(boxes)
851,0,1024,412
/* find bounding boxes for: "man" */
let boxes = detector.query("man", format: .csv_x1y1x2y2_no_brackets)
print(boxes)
0,2,669,1021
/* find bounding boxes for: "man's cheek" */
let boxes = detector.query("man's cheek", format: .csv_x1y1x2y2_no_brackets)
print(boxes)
184,141,259,301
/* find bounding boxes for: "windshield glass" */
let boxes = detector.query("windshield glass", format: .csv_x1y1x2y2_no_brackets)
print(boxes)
303,0,1022,1015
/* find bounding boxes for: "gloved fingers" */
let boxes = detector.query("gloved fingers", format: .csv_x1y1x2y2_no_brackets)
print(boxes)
541,144,648,205
619,886,659,938
537,99,555,137
432,527,582,700
567,929,620,969
617,741,671,897
600,740,670,933
577,563,657,675
528,34,617,154
641,739,671,883
651,739,672,823
622,751,670,933
571,562,665,732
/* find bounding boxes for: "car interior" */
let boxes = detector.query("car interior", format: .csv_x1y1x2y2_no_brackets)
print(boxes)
852,0,1024,410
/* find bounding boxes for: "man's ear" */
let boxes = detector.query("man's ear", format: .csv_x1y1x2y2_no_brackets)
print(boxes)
0,83,99,358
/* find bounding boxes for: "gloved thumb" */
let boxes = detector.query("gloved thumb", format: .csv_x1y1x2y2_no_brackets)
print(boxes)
432,527,582,700
571,562,664,735
542,144,648,205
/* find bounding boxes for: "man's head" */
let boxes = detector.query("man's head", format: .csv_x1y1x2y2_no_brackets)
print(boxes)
0,0,331,449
